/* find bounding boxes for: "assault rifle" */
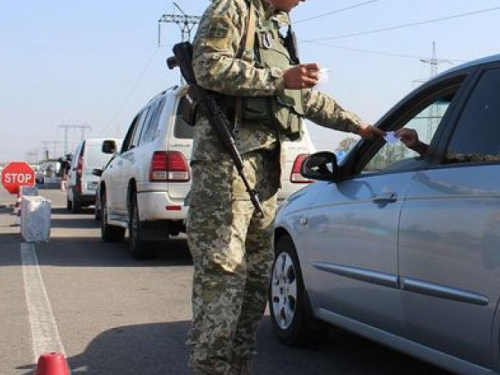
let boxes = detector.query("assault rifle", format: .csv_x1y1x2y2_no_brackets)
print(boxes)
167,42,264,217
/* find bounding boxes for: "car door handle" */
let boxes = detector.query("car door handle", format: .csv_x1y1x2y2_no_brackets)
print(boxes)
371,192,398,204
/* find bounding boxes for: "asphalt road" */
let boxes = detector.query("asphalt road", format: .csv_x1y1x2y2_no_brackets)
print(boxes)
0,188,451,375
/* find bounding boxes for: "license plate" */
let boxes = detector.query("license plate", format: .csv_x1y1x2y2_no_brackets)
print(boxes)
87,181,99,190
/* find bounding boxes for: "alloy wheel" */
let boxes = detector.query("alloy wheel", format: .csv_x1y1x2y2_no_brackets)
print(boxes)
271,251,298,330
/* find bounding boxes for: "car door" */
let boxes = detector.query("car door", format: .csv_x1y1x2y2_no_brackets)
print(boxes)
114,108,151,213
306,171,410,336
399,65,500,368
106,114,142,216
305,70,473,337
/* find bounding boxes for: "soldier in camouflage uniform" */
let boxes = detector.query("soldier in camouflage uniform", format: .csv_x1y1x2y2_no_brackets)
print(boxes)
186,0,384,374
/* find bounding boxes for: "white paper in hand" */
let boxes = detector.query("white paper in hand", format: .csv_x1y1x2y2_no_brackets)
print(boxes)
315,68,330,89
383,131,399,144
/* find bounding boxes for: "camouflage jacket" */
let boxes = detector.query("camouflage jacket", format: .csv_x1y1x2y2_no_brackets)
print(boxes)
191,0,363,156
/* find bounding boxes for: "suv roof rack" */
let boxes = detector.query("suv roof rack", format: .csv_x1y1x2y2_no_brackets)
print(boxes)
148,85,179,103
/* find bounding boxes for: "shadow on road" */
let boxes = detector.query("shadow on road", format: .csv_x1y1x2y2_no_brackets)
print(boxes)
30,235,193,268
17,317,450,375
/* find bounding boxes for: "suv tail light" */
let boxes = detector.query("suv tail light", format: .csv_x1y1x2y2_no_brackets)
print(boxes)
150,151,190,182
75,154,84,193
77,155,83,177
290,154,312,183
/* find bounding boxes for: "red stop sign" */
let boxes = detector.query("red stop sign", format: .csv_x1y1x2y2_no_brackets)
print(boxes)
1,161,36,194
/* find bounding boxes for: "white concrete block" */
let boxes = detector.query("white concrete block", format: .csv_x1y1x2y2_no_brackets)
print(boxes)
21,196,51,243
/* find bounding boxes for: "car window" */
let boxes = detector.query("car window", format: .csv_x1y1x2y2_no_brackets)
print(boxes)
71,142,83,168
139,98,165,145
363,88,458,174
131,107,151,147
173,96,195,139
444,68,500,164
121,115,140,153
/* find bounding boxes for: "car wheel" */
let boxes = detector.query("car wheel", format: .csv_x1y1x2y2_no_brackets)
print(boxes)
94,193,101,221
100,190,125,242
269,235,325,345
128,193,155,259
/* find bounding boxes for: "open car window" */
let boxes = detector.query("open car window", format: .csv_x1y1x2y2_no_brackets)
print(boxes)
358,78,465,175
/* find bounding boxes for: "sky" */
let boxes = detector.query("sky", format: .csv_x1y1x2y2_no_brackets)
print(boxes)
1,0,499,164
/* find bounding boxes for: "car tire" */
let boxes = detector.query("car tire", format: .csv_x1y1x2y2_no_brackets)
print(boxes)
100,190,125,242
269,235,326,346
94,193,101,221
128,193,155,259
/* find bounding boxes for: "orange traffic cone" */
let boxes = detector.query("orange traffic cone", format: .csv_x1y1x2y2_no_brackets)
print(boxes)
35,352,70,375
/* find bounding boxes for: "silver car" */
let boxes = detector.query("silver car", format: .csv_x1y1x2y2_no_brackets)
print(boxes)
270,54,500,375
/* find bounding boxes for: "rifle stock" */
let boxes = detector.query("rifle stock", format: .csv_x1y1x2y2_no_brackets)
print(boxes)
168,42,264,217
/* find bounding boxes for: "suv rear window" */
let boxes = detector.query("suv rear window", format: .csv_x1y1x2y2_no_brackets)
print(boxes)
87,144,112,168
174,96,195,139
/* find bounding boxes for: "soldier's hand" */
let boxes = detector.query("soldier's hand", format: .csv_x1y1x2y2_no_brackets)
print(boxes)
358,123,385,140
283,63,319,89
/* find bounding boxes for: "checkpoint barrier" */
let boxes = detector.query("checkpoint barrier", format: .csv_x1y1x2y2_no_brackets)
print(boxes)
21,195,51,243
13,186,39,225
35,352,70,375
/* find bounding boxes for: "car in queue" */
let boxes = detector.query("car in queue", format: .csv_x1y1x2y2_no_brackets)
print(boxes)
269,54,500,375
95,85,316,259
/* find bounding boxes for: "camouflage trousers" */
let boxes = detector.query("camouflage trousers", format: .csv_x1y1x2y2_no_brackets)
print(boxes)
186,148,280,375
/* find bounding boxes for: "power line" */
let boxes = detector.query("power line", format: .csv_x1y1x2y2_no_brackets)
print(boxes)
306,6,500,42
294,0,386,25
103,47,160,133
300,40,465,63
58,124,92,156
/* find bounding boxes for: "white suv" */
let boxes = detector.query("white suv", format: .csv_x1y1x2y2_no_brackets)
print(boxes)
98,85,315,259
97,86,193,258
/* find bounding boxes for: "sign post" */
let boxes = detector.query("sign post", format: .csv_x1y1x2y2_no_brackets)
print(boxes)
1,161,36,194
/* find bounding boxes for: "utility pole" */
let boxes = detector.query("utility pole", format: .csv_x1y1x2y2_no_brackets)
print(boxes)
158,3,201,84
420,42,450,81
419,42,451,141
58,123,92,156
158,3,201,46
41,141,60,160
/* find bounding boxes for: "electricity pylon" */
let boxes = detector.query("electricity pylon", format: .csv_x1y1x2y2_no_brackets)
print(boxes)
419,42,451,141
158,3,201,84
158,2,201,46
58,124,92,156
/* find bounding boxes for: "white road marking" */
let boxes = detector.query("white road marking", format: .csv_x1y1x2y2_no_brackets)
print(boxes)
21,242,66,363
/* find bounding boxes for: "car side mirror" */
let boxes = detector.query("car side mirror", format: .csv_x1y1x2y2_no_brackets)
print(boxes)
300,151,339,181
102,140,117,154
92,168,103,177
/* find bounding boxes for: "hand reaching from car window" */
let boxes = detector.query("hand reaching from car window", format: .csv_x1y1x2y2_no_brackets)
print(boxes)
395,128,429,156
